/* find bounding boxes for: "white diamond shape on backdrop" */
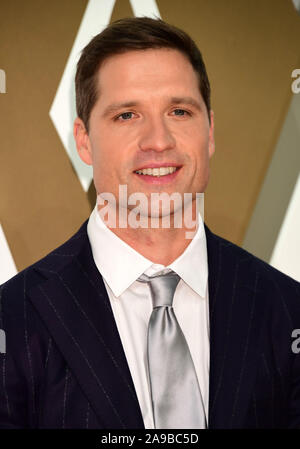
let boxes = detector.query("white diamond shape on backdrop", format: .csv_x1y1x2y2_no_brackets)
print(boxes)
0,224,17,284
49,0,161,192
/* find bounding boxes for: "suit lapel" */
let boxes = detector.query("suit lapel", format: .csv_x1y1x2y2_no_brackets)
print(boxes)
28,227,144,429
205,224,268,428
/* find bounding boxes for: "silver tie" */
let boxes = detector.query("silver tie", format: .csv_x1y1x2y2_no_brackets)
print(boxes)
138,270,206,429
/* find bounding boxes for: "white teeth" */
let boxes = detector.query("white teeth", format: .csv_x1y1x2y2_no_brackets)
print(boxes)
135,166,178,176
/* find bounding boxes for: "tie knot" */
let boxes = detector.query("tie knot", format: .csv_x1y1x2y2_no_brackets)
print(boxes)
137,270,180,308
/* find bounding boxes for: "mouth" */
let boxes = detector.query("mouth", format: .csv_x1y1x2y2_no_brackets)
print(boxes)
132,164,182,184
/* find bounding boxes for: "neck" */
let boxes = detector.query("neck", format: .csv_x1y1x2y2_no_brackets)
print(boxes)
97,199,200,266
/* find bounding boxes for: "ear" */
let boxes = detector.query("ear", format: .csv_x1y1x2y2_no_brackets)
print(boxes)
73,117,93,165
208,110,215,158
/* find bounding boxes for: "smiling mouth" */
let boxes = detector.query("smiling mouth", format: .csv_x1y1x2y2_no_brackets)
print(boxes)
133,166,181,177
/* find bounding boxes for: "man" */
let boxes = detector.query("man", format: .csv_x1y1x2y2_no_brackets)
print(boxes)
0,17,300,429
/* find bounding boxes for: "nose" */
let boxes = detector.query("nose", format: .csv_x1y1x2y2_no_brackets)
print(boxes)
138,115,176,153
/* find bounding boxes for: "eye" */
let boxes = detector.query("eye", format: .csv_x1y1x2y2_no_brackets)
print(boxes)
116,111,135,121
172,108,190,117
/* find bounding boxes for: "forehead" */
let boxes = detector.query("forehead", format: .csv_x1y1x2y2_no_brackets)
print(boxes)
95,48,200,101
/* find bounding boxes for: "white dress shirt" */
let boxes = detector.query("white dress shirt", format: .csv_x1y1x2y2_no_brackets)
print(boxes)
87,205,210,428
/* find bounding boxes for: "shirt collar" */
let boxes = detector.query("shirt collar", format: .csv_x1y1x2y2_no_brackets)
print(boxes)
87,205,208,298
168,216,208,298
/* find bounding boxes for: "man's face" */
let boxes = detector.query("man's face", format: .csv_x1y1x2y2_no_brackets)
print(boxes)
74,48,215,217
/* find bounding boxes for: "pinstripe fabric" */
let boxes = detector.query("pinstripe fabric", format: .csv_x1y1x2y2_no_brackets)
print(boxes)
207,233,300,428
0,220,300,428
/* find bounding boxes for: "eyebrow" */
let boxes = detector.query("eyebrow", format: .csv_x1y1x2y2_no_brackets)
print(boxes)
169,96,202,112
102,96,202,117
102,101,140,117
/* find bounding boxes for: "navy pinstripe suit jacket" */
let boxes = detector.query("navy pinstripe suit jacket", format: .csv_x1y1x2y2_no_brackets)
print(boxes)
0,219,300,429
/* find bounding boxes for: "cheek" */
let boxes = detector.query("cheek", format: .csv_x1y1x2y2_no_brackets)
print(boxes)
194,132,210,163
177,121,209,145
177,132,210,168
193,125,210,146
90,133,118,167
91,138,126,186
94,125,132,157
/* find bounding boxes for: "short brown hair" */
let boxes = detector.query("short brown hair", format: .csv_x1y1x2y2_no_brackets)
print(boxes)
75,17,211,132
